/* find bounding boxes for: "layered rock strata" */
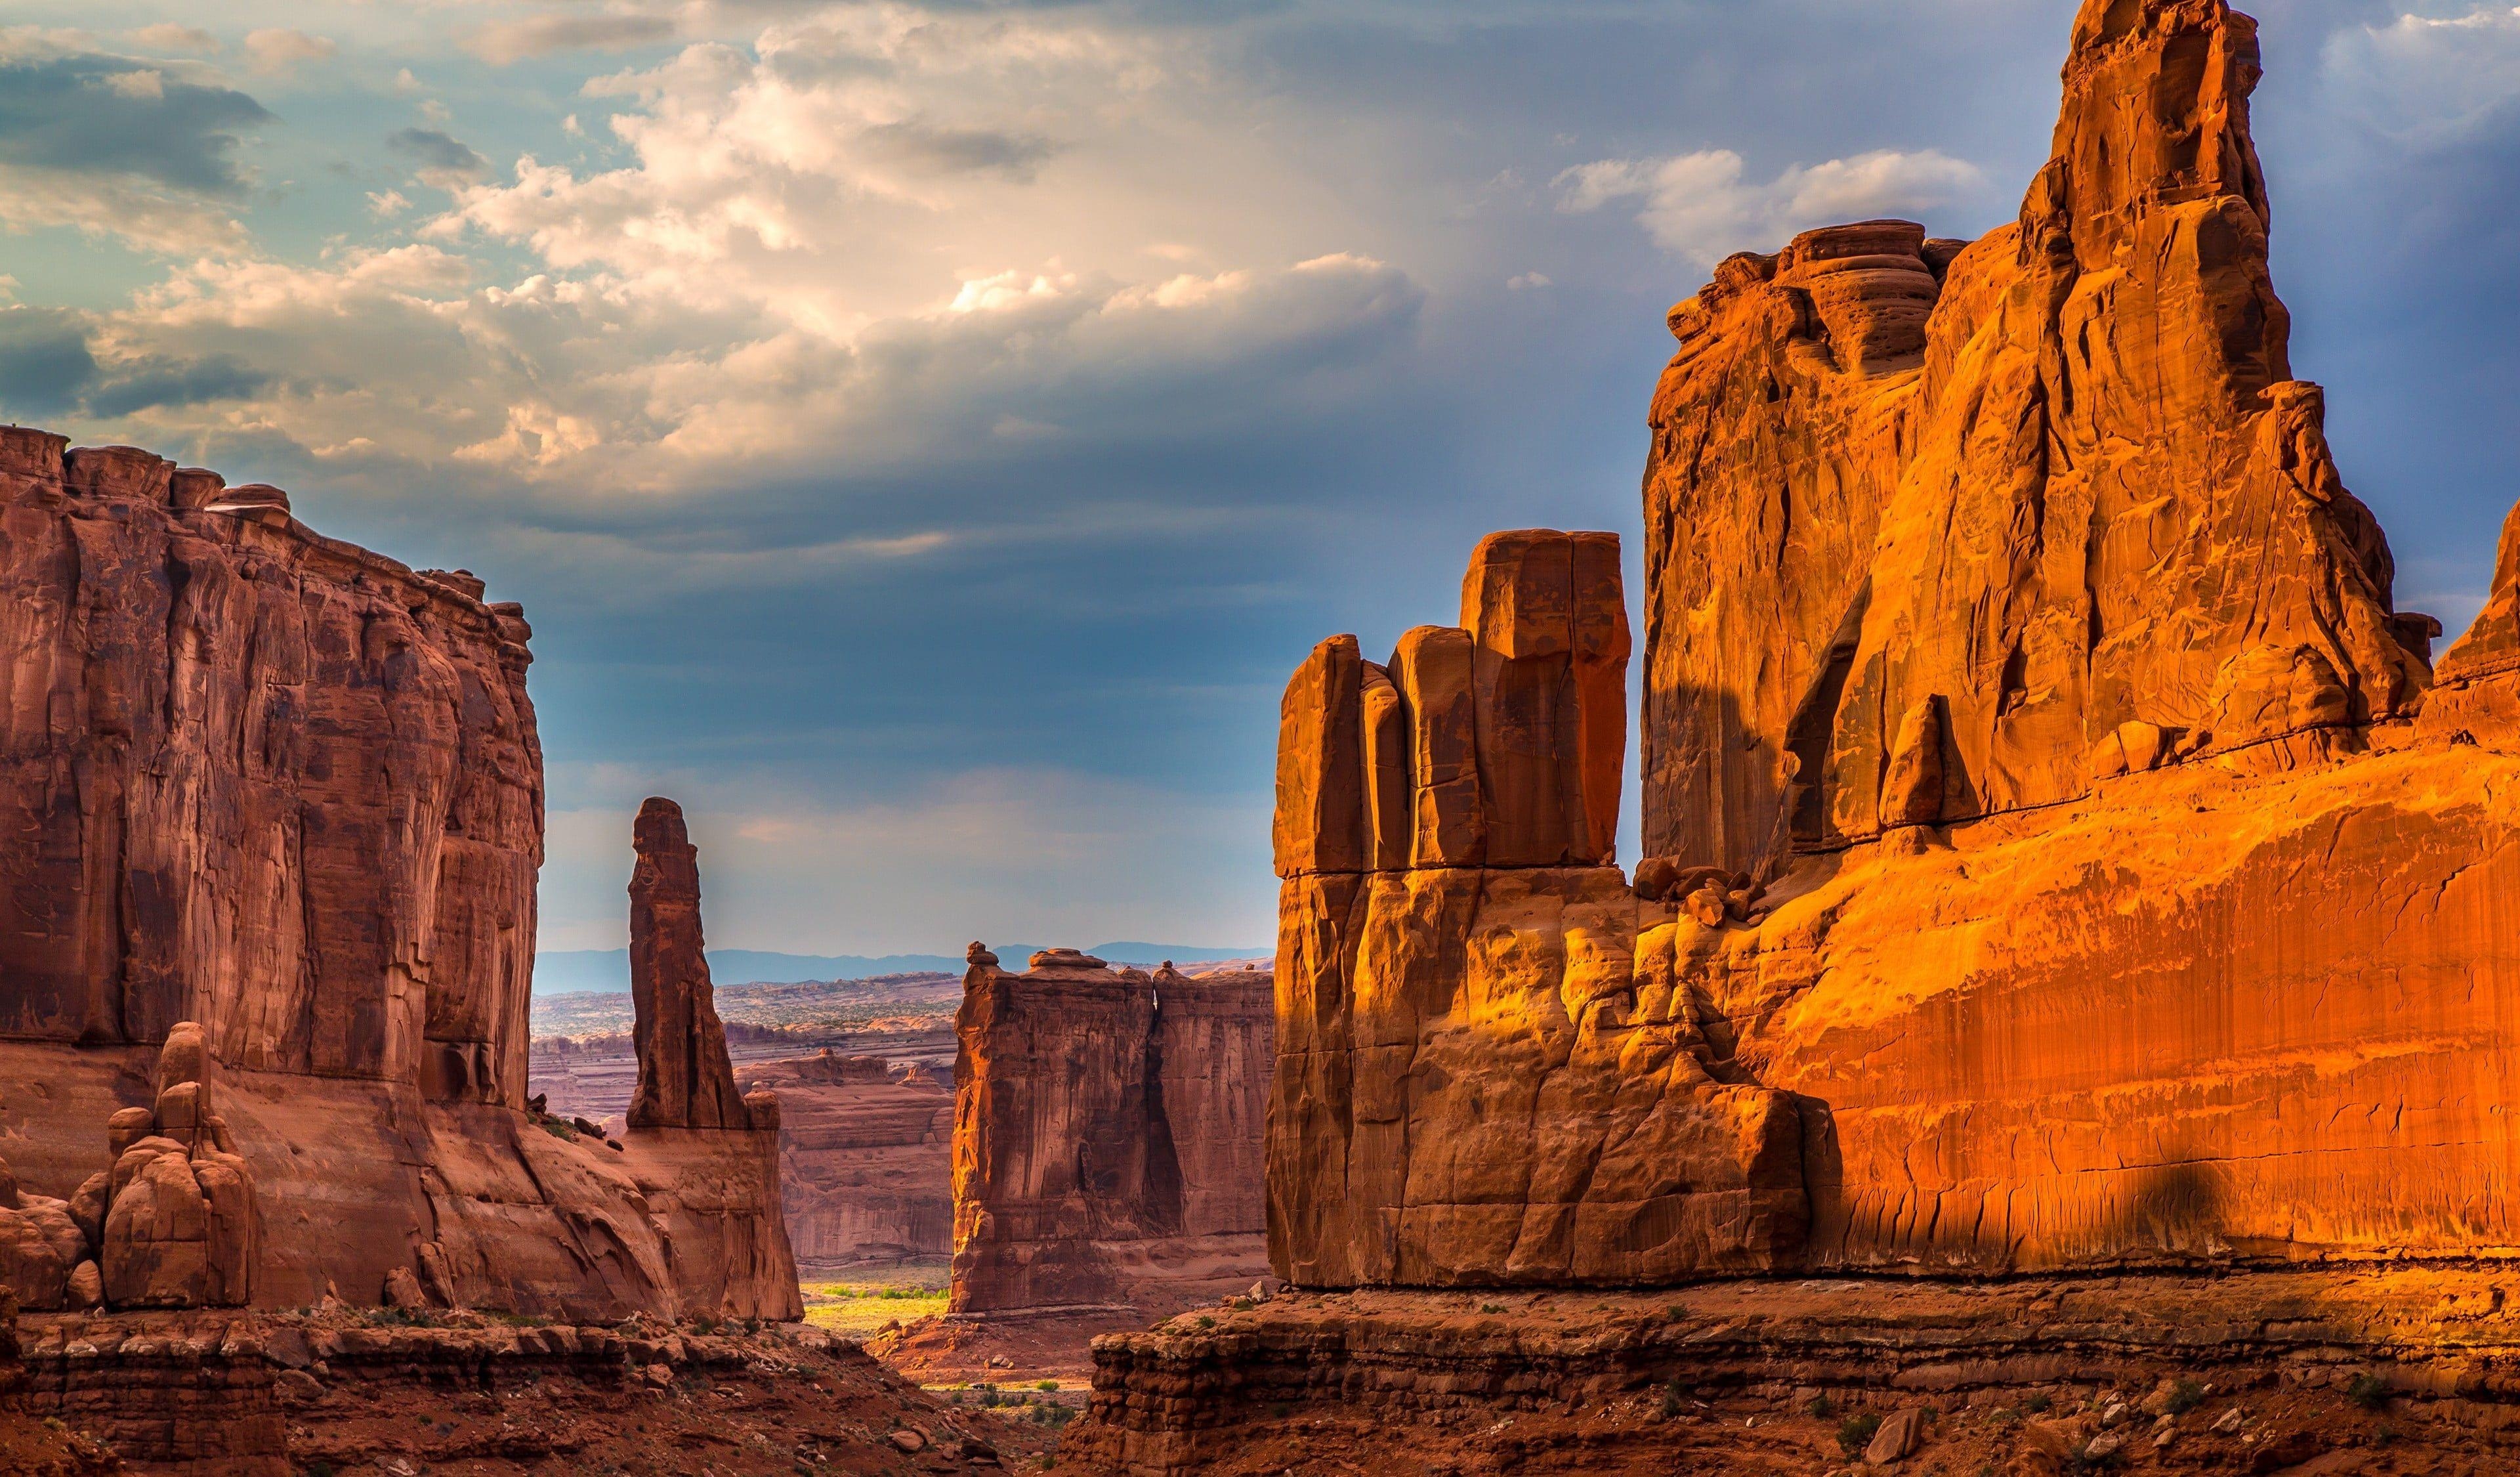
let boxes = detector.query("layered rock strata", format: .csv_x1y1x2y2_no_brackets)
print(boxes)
0,432,794,1320
951,947,1270,1316
1065,1272,2520,1475
749,1052,953,1267
1265,0,2520,1289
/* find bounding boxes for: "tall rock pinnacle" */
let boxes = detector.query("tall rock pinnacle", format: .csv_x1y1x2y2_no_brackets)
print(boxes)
1639,0,2426,874
626,798,755,1131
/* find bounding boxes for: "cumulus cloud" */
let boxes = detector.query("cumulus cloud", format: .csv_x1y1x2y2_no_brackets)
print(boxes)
0,43,268,249
466,14,677,67
242,28,337,75
1555,147,1989,264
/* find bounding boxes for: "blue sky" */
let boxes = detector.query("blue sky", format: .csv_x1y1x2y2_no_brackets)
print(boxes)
1,0,2514,956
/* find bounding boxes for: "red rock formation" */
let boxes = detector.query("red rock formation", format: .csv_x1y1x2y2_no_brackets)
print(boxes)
1270,534,1803,1287
627,798,757,1132
0,431,794,1321
749,1052,954,1266
1638,0,2424,876
1267,0,2520,1289
951,947,1270,1316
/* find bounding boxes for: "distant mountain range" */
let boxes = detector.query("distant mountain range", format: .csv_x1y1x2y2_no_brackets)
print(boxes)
532,943,1268,996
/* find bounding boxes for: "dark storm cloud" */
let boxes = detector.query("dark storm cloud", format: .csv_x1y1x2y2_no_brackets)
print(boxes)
0,307,100,419
85,356,274,417
860,121,1060,179
387,128,490,179
0,53,270,195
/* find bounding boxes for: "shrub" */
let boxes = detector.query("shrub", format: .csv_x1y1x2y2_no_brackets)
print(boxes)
2348,1373,2391,1411
1837,1413,1881,1456
2025,1392,2053,1414
1036,1380,1059,1392
1805,1393,1834,1420
1658,1381,1688,1420
1196,1315,1215,1329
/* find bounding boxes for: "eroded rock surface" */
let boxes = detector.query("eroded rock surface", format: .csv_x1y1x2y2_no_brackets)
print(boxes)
1265,0,2520,1289
951,948,1270,1316
1272,534,1804,1287
1639,0,2424,875
627,798,759,1133
0,433,794,1321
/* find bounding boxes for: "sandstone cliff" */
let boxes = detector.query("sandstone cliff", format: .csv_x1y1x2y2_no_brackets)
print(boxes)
951,948,1270,1316
0,432,795,1320
749,1052,953,1267
1266,0,2520,1287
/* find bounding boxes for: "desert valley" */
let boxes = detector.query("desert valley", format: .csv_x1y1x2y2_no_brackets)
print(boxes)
9,1,2520,1474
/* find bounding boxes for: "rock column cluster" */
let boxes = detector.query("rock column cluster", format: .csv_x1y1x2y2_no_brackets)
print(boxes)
0,1023,257,1310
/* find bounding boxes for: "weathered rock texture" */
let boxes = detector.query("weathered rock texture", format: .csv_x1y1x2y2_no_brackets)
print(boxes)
1066,1272,2520,1476
0,431,795,1321
1638,0,2423,874
951,948,1270,1316
1271,534,1805,1287
627,798,761,1132
749,1052,953,1267
1267,0,2520,1290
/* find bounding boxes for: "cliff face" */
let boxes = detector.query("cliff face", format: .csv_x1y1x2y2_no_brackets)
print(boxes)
1271,532,1804,1287
1639,0,2424,875
0,433,795,1320
950,949,1270,1316
750,1052,953,1266
1266,0,2520,1287
0,431,538,1100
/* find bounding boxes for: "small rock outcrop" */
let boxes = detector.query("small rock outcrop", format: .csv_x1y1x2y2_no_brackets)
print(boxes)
950,951,1270,1315
626,798,759,1132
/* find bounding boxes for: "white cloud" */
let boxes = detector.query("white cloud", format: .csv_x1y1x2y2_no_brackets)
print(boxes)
57,4,1414,492
242,28,336,75
129,24,217,54
2324,7,2520,145
0,160,246,252
1555,147,1988,265
466,14,677,68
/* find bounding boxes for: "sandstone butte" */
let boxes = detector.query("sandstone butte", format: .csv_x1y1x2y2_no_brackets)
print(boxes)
950,945,1272,1317
1266,0,2520,1291
0,433,795,1322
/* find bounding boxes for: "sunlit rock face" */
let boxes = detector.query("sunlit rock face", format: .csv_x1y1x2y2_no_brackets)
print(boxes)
950,949,1272,1315
0,435,795,1320
1267,0,2520,1288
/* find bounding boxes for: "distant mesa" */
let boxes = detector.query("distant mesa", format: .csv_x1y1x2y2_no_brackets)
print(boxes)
532,941,1269,995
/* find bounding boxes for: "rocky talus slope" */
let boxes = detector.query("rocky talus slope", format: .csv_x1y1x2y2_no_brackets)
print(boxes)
0,435,791,1321
1067,0,2520,1469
